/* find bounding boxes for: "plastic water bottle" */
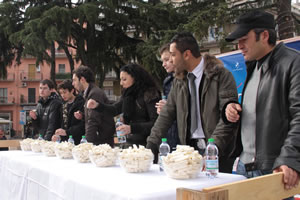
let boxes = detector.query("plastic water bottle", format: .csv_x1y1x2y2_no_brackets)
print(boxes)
55,135,61,143
159,138,170,171
38,134,43,140
80,135,87,144
205,138,219,178
115,118,126,143
68,135,75,145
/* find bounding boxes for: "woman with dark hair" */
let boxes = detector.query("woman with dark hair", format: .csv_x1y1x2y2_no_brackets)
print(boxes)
87,63,161,146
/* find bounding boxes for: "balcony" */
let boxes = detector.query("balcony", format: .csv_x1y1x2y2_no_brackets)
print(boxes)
0,73,15,82
0,97,15,105
20,72,43,82
20,95,38,106
56,73,72,80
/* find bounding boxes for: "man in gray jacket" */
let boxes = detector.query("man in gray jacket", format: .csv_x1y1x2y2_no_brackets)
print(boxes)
147,32,238,173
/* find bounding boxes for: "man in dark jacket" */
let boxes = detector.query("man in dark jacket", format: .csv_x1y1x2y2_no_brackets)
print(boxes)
147,32,238,173
30,79,62,141
223,10,300,190
72,65,115,146
52,80,85,145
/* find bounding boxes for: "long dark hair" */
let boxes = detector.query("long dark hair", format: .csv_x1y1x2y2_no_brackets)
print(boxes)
120,63,158,97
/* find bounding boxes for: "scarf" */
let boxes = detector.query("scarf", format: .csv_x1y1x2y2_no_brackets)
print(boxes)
122,84,140,124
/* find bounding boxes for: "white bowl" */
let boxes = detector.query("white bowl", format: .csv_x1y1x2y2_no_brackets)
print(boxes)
72,143,94,163
89,144,118,167
20,138,34,151
55,142,74,159
162,145,203,179
119,145,153,173
41,141,57,157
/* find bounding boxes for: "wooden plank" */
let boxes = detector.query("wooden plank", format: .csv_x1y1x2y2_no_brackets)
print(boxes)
202,172,300,200
177,188,228,200
0,140,20,148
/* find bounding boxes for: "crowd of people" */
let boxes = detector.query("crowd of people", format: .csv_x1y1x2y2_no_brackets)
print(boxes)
24,10,299,193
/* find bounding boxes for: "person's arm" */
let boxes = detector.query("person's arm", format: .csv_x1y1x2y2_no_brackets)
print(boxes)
273,57,300,189
146,84,177,155
210,68,239,157
88,98,122,117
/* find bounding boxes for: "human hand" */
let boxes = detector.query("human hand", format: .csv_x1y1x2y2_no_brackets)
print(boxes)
87,99,99,109
51,134,60,142
273,165,300,190
116,124,131,135
74,111,83,120
55,128,67,136
155,99,167,114
225,103,242,122
29,110,37,120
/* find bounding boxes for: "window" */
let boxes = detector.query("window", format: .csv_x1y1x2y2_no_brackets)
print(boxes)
58,64,66,73
28,88,36,103
0,88,7,103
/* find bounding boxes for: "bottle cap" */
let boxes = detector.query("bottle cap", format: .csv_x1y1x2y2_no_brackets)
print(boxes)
69,135,72,138
162,138,167,142
208,138,214,142
162,95,167,100
82,135,86,138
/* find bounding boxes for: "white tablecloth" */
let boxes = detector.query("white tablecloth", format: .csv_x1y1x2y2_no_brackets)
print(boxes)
0,151,245,200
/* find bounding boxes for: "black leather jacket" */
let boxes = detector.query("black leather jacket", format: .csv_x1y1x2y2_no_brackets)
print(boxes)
224,43,300,172
32,92,62,141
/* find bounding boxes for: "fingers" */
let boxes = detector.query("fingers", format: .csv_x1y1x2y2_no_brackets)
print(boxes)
155,100,167,114
51,135,58,142
29,111,37,119
87,99,98,109
274,165,300,190
225,103,241,122
74,111,83,120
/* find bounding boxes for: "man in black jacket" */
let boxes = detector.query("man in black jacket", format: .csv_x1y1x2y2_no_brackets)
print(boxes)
224,10,300,190
30,79,62,141
52,80,85,145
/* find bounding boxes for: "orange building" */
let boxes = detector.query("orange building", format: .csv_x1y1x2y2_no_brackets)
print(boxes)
0,48,120,139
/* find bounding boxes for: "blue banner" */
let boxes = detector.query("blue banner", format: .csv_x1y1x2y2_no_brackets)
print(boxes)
217,39,300,102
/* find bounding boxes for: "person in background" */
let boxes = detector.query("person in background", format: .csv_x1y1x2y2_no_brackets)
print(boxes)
0,126,8,151
223,10,300,190
87,63,161,147
147,32,238,172
30,79,62,141
52,80,85,145
72,65,115,146
155,43,180,151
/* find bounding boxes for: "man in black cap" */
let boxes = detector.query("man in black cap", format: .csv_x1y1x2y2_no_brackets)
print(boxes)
223,10,300,191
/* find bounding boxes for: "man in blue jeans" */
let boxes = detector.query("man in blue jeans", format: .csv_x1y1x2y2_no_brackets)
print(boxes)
223,10,300,196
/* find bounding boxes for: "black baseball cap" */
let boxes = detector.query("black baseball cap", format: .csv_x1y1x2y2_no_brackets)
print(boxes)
225,10,275,42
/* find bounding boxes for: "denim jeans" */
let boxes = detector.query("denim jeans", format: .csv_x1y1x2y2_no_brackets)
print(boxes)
236,160,294,200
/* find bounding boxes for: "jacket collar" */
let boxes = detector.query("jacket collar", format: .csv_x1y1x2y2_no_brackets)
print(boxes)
175,53,224,80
